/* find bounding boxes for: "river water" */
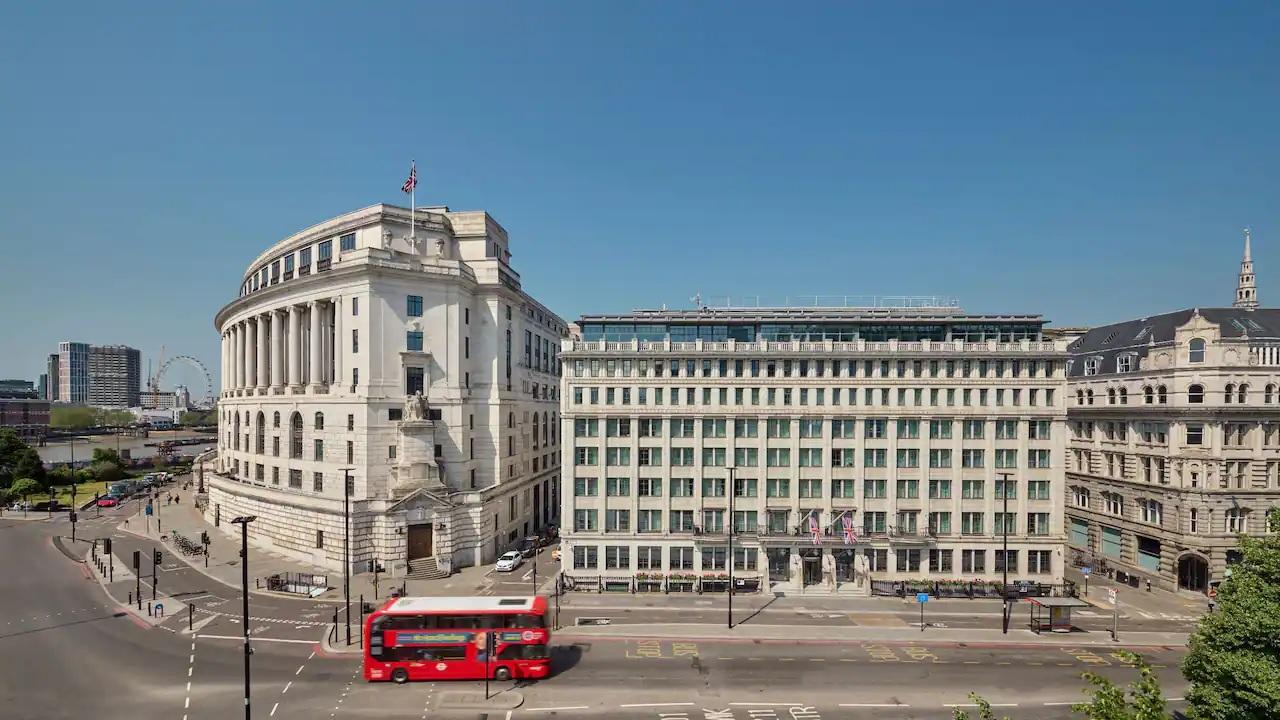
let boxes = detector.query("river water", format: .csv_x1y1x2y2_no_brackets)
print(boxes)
38,429,217,464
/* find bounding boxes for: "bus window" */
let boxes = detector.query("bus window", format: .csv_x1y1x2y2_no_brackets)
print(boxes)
498,644,549,660
515,613,544,628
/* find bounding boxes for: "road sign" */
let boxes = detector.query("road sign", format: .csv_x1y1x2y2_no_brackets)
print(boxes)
1082,567,1091,576
1106,587,1117,604
916,592,930,603
145,503,153,516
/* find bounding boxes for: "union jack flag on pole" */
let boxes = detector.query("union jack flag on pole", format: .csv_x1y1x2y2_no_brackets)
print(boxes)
841,510,857,545
401,161,417,193
808,510,822,546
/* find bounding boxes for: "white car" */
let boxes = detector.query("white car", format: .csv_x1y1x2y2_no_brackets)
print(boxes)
495,551,524,572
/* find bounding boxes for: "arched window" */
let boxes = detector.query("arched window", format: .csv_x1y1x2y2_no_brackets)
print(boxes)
1238,384,1249,404
1143,386,1153,404
1107,388,1116,404
1076,390,1085,405
1267,384,1277,404
1188,384,1204,403
1086,389,1095,405
1119,387,1128,404
290,412,303,459
1225,383,1236,403
233,413,241,450
1188,338,1206,363
508,412,515,429
273,411,281,428
1157,385,1168,404
255,412,265,454
543,411,550,445
532,413,540,450
315,412,325,430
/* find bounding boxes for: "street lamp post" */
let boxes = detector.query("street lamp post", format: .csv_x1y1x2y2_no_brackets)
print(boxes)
727,465,735,629
1000,471,1011,634
342,468,353,646
231,515,257,720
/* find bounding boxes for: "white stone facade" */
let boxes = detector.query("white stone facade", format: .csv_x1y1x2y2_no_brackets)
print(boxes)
211,204,565,575
1066,306,1280,591
558,308,1069,594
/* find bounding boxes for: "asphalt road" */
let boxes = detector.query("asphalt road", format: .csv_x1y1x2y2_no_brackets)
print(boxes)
1,510,1192,720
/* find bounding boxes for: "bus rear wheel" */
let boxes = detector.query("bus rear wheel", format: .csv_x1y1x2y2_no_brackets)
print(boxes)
494,666,512,681
391,668,409,684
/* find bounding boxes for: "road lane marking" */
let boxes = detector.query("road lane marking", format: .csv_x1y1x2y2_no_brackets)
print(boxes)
297,665,305,675
945,703,1018,708
620,703,696,708
524,706,589,712
283,681,292,693
193,634,317,644
730,702,805,706
270,702,278,716
840,703,911,708
1043,702,1076,706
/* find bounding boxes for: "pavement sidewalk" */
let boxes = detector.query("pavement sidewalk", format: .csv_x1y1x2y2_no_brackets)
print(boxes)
557,621,1190,649
117,493,550,603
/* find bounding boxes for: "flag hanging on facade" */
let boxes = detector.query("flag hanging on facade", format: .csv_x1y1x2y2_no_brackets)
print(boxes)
808,510,822,546
842,511,857,545
401,161,417,194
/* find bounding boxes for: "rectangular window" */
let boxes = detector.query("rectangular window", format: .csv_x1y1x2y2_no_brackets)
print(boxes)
864,448,886,467
407,295,423,317
962,449,985,468
1027,550,1052,574
406,331,423,352
766,478,791,498
312,472,324,493
928,479,951,499
313,439,323,461
798,479,822,498
405,367,424,395
339,232,356,251
670,478,694,497
895,479,919,498
962,549,986,573
863,478,886,499
928,449,952,468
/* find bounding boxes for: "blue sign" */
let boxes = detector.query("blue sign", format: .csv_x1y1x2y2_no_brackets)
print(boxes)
916,592,929,603
1082,567,1091,576
145,504,153,516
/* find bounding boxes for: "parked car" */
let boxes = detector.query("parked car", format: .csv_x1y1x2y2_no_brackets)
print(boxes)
517,537,541,558
494,551,524,572
96,496,119,508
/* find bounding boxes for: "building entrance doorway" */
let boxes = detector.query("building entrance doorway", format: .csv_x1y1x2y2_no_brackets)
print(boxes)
801,548,823,586
834,549,856,582
407,524,433,560
1178,555,1208,592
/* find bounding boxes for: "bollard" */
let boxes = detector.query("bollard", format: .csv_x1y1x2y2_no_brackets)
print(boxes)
189,603,194,632
129,591,133,605
147,602,153,617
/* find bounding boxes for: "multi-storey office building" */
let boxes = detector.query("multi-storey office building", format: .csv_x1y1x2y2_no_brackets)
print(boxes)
87,344,141,408
560,306,1068,593
57,342,88,404
45,353,59,402
211,204,565,576
1065,234,1280,592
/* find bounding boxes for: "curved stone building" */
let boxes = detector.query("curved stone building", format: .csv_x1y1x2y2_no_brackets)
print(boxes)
210,204,565,576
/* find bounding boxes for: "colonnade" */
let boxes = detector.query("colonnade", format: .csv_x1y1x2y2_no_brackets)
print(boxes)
221,298,343,393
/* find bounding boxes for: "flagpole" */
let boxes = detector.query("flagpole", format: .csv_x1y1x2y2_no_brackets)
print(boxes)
410,160,415,244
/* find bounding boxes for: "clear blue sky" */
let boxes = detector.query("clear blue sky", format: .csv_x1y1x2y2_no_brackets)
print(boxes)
2,2,1277,388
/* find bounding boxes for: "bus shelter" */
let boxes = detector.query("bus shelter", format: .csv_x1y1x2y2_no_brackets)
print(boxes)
1026,596,1091,634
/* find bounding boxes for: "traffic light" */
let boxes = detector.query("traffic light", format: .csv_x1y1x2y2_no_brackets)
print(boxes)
200,531,209,546
153,550,163,566
103,538,112,554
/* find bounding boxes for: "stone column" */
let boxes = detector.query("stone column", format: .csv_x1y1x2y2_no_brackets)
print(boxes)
333,298,343,386
271,310,284,388
245,319,257,389
309,299,323,388
288,305,302,387
256,315,268,390
234,322,245,390
220,332,227,394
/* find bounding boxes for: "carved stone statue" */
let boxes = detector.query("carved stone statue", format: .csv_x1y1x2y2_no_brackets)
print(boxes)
404,392,429,421
789,553,803,588
854,553,870,586
381,229,393,249
434,236,446,259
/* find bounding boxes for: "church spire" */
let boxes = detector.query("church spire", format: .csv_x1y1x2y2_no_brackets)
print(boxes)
1234,228,1259,310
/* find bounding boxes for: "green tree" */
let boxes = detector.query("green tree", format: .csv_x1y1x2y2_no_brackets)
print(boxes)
179,409,215,426
8,477,41,507
0,428,47,489
91,447,124,468
958,653,1168,720
49,406,95,429
90,461,123,484
1182,507,1280,720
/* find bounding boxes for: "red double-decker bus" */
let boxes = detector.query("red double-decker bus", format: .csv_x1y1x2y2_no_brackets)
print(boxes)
363,596,551,683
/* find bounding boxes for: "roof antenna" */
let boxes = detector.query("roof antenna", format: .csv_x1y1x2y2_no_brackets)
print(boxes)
691,293,702,309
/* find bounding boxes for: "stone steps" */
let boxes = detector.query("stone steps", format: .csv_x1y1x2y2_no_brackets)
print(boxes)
406,557,448,580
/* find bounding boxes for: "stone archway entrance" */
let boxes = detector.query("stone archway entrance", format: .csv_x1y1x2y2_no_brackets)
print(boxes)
1178,554,1209,593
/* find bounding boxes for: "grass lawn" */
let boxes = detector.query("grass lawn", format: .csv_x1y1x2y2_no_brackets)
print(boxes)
52,481,114,507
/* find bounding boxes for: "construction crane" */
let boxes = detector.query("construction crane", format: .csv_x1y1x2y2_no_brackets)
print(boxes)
148,345,167,393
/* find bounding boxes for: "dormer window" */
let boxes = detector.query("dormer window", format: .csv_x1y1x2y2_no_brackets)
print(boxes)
1189,338,1206,363
1116,353,1137,373
1083,357,1101,376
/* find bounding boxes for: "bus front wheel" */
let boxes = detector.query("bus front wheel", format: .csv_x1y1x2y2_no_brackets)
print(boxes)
391,668,409,684
494,666,512,681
